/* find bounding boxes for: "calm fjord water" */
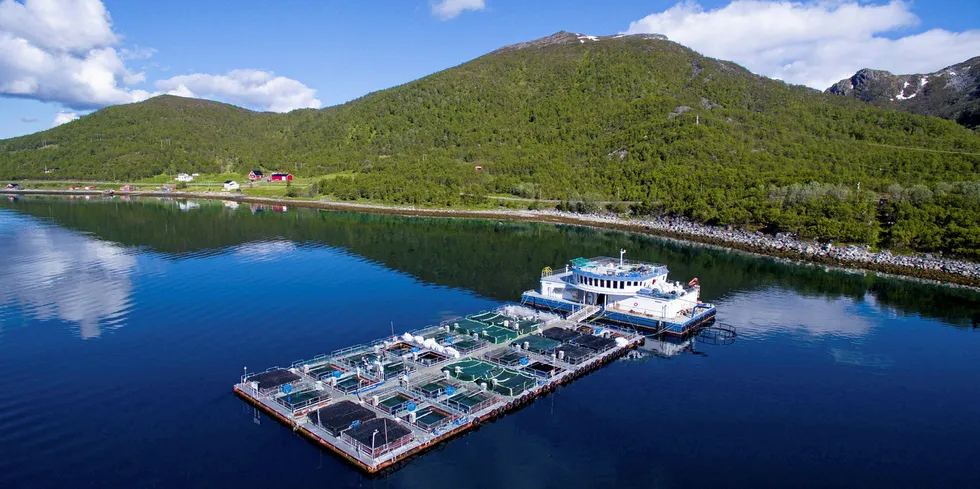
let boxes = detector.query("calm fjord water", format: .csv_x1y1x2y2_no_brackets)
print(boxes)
1,197,978,489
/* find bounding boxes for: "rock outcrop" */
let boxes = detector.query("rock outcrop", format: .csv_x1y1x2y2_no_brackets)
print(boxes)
826,56,980,129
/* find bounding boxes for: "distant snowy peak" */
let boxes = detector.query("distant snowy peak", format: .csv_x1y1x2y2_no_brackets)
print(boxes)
825,56,980,128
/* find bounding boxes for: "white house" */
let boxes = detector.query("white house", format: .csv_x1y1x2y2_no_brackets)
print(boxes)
175,173,194,182
223,180,240,191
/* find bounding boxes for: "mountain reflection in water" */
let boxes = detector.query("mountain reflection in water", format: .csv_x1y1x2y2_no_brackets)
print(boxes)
0,197,978,489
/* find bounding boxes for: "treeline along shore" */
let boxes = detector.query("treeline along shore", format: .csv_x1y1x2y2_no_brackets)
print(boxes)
4,188,980,288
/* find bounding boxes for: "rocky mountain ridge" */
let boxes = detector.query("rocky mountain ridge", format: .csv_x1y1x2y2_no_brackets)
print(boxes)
826,56,980,128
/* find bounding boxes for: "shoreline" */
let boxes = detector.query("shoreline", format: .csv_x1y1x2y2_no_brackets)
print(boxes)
5,188,980,288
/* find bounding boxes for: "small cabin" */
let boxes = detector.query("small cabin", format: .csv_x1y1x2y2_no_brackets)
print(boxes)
249,170,264,180
270,172,293,181
223,180,240,191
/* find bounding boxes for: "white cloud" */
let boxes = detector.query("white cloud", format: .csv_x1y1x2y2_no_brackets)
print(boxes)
52,111,78,126
625,1,980,89
0,0,117,53
0,0,151,109
119,45,157,61
432,0,485,20
0,0,321,115
156,69,322,112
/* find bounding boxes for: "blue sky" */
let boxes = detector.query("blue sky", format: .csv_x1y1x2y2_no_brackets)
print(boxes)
1,0,979,139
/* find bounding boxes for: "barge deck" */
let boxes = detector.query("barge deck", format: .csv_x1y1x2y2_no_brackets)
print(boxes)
234,306,644,474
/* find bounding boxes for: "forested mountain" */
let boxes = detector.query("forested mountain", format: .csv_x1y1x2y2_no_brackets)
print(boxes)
3,31,980,255
827,56,980,129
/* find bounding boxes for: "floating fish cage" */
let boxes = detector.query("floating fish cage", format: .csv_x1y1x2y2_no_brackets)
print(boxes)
554,344,594,364
373,391,418,415
445,336,484,353
442,390,496,414
246,368,301,396
310,400,378,436
411,406,454,431
484,348,528,367
409,375,461,399
541,327,581,343
512,335,561,354
571,334,617,353
235,305,646,474
524,361,564,379
341,418,414,459
274,385,331,415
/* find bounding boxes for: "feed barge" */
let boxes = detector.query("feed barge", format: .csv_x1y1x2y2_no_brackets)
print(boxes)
521,253,716,335
234,304,645,474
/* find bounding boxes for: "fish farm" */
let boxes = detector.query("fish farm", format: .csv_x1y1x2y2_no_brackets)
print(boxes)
234,304,647,474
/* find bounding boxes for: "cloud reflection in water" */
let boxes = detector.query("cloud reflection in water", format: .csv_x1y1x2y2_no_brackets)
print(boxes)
0,216,135,339
718,288,876,339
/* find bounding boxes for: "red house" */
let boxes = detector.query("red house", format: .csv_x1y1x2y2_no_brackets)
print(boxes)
248,170,264,181
270,172,293,181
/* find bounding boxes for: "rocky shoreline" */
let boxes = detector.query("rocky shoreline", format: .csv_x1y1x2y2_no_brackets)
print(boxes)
5,188,980,287
534,210,980,287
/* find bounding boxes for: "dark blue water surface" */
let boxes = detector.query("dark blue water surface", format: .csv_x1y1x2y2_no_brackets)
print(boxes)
1,197,978,489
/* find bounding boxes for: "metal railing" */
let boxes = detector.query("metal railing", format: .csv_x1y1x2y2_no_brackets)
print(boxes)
273,388,331,414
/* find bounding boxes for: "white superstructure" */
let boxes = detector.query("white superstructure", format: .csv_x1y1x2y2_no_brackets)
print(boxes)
528,253,708,328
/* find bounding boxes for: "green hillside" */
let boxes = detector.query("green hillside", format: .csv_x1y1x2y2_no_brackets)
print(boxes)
2,32,980,255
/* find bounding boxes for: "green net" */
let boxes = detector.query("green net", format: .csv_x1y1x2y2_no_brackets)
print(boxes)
379,392,412,410
418,378,454,397
468,312,500,323
481,325,519,344
449,337,483,352
485,348,526,366
452,318,491,335
443,359,501,382
444,390,493,413
512,335,560,353
415,407,451,429
481,368,537,396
